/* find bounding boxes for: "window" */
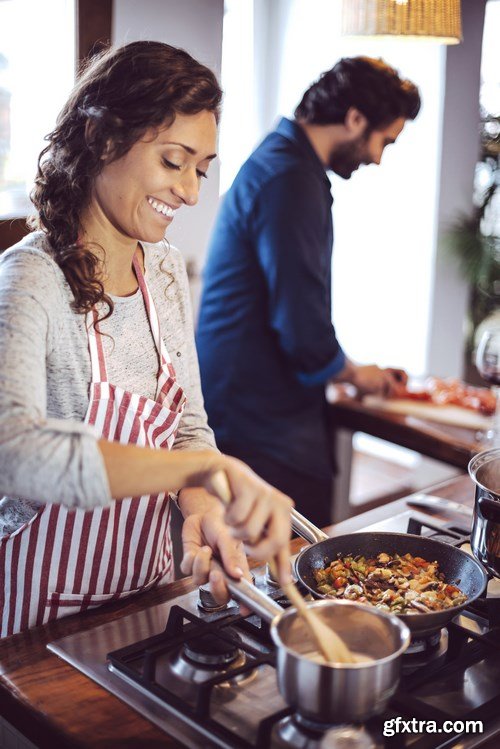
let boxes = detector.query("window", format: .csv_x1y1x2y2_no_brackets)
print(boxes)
0,0,75,218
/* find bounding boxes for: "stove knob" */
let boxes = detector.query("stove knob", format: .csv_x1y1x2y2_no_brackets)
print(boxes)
197,573,257,613
197,583,230,612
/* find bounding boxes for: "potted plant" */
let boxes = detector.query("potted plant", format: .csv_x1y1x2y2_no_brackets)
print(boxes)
445,112,500,384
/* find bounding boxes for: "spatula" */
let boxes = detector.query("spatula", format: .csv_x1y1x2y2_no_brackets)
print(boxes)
210,470,356,665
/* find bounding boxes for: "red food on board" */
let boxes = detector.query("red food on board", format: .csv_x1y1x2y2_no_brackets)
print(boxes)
391,377,495,416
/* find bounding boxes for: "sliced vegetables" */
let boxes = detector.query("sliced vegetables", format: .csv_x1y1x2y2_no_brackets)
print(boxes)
313,552,467,614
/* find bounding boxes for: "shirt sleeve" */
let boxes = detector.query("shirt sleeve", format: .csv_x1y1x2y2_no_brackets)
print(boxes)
0,248,112,510
250,168,345,385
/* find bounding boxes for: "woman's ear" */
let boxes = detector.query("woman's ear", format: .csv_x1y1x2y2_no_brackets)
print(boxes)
344,107,368,138
84,119,112,160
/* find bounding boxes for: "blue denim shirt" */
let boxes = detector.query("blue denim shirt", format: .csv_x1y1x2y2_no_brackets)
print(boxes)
197,118,345,479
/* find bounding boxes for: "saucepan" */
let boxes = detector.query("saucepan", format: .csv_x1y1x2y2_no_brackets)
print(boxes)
221,569,410,723
291,510,488,639
469,447,500,578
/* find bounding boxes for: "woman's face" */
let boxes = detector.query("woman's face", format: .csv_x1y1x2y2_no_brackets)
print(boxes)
91,110,217,244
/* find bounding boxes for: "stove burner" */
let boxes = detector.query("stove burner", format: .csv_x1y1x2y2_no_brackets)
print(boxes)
184,629,242,667
273,714,377,749
402,628,448,676
274,713,335,749
162,625,259,700
406,628,443,655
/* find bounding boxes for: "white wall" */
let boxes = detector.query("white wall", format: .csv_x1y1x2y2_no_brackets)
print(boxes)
112,0,224,271
220,0,487,382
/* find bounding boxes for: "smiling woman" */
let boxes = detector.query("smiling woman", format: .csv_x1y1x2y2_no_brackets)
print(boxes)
86,110,218,263
0,41,293,638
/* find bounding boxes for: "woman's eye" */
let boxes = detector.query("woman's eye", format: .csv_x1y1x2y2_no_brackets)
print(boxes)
162,158,181,171
196,169,208,179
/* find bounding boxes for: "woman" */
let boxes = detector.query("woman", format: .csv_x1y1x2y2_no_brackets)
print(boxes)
0,41,292,637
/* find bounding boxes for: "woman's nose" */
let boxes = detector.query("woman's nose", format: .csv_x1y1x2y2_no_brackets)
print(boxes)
172,170,199,207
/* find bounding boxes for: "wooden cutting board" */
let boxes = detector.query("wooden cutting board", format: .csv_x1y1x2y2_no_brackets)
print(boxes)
363,395,493,431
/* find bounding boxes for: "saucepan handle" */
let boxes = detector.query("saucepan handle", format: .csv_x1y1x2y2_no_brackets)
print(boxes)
211,560,283,623
477,494,500,523
292,508,330,544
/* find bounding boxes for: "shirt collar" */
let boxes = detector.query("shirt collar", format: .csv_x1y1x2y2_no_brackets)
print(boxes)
275,117,331,188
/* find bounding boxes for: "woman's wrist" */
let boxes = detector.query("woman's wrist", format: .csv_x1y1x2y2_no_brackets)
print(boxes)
177,486,224,518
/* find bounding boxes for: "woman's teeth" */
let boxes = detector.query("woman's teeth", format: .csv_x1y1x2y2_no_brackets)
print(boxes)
147,197,174,218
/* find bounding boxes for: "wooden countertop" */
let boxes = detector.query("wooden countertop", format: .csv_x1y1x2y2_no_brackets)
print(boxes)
329,398,481,470
0,474,483,749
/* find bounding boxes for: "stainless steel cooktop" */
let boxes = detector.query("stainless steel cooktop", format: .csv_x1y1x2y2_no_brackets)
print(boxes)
47,507,500,749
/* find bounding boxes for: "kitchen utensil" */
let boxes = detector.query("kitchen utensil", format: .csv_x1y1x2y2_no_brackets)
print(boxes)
291,510,488,638
469,447,500,577
267,558,355,664
406,493,473,518
211,471,355,664
217,564,410,723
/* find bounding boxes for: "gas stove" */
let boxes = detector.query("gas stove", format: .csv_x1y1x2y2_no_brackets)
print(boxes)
48,508,500,749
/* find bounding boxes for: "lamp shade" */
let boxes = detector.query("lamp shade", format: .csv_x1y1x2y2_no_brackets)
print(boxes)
342,0,462,44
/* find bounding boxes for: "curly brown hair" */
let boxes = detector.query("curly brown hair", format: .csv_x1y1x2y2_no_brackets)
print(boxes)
29,40,222,319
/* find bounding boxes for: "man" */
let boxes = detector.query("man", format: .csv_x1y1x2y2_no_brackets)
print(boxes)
196,57,421,526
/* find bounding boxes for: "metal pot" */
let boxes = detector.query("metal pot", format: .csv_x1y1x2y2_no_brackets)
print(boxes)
470,447,500,577
222,571,410,723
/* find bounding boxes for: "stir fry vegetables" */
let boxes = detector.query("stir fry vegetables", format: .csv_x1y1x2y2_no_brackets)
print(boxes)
313,552,467,614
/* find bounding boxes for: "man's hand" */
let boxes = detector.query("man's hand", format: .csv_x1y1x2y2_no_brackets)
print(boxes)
178,488,253,609
345,363,408,398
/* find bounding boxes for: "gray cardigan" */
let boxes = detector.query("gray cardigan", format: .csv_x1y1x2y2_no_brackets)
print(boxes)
0,232,216,536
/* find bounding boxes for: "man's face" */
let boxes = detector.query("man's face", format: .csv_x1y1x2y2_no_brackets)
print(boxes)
328,116,406,179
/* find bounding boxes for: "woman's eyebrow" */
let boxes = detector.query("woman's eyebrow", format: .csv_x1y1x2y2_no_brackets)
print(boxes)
161,141,217,160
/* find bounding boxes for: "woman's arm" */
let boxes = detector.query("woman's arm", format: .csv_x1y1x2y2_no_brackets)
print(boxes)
99,439,293,581
0,247,111,510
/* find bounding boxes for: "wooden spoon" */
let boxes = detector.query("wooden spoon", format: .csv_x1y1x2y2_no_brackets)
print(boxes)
267,558,355,664
210,470,356,665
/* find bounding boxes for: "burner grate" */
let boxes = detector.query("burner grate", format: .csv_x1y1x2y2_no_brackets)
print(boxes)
108,603,286,749
105,513,500,749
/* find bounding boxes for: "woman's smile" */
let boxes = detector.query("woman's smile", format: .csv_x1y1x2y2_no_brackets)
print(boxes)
147,195,176,222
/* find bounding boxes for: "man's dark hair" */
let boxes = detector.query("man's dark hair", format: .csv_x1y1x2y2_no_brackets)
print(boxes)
295,56,421,129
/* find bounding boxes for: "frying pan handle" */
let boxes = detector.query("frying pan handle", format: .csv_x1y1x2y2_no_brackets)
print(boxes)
292,508,330,544
211,560,283,623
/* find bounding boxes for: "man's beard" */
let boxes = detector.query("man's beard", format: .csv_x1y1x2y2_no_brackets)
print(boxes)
328,130,371,179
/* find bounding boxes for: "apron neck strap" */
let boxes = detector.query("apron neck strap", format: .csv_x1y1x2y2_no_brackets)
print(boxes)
86,310,109,382
132,250,168,367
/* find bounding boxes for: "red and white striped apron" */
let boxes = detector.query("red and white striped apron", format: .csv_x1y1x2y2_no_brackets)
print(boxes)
0,252,186,637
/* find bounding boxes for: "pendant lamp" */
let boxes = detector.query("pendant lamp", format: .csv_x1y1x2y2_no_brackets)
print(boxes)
342,0,462,44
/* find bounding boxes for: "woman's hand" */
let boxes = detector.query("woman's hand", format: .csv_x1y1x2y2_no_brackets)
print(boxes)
204,456,294,586
179,489,253,610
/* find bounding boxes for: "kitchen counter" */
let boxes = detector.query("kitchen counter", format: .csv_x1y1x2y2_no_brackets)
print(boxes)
327,396,482,522
0,474,488,749
329,398,480,471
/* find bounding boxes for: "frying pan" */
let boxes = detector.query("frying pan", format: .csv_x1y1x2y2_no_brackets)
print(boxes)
291,510,488,638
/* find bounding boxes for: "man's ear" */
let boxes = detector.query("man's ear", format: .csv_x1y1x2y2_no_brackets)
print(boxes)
344,107,368,138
